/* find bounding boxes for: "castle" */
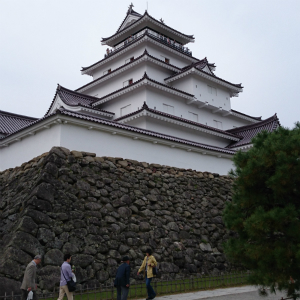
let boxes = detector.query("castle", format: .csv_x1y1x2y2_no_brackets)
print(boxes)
0,4,280,174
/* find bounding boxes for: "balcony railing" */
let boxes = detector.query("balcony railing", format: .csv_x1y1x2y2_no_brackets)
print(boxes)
104,28,192,58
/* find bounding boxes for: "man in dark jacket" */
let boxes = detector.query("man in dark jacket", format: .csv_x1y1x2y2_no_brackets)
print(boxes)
114,256,131,300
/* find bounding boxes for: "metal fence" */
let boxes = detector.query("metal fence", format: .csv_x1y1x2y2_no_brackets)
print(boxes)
1,272,249,300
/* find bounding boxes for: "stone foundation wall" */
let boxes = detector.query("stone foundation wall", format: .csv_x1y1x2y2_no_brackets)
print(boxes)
0,147,234,294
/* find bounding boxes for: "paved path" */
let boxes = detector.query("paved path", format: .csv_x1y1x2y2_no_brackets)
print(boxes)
137,286,287,300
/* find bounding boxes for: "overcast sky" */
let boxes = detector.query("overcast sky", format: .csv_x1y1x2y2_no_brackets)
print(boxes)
0,0,299,128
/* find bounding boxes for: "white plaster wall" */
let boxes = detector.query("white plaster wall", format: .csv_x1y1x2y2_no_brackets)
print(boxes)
170,76,194,95
145,63,174,83
89,39,192,81
83,62,174,99
0,125,61,171
124,116,231,147
146,43,192,69
0,122,234,174
91,44,146,80
84,65,146,98
192,76,232,110
59,124,233,175
144,87,252,130
100,89,147,119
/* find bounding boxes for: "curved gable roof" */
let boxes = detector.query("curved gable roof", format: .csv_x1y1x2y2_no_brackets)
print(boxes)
117,9,142,33
101,11,194,46
45,85,114,116
226,114,280,148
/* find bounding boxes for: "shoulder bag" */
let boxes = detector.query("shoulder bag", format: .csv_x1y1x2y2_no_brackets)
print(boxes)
62,268,76,292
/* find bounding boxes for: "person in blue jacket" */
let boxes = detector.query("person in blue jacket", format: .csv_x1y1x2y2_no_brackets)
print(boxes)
114,256,131,300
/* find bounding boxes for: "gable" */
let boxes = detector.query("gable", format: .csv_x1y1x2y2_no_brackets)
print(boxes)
119,14,141,32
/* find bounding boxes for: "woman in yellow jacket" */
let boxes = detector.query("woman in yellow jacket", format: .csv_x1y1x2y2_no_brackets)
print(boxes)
137,248,157,300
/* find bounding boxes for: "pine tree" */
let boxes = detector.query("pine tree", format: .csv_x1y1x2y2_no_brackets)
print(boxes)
223,123,300,298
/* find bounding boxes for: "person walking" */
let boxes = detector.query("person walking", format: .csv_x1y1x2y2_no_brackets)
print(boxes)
137,248,157,300
58,254,74,300
20,255,42,300
114,256,131,300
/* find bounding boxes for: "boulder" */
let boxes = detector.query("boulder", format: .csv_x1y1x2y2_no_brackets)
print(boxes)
37,266,60,290
0,277,21,296
167,222,179,232
118,207,132,219
62,242,79,255
200,243,212,252
119,245,130,254
0,259,23,279
140,222,151,232
16,216,38,236
32,183,55,202
108,250,121,260
25,209,51,225
4,247,32,265
9,231,43,257
97,270,109,283
37,228,55,244
72,254,94,268
44,249,64,266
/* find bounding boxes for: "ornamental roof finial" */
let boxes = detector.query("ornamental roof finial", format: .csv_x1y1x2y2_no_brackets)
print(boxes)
127,3,134,14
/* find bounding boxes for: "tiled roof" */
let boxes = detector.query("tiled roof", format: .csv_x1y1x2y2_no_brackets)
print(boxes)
82,31,199,73
231,109,262,121
0,108,236,156
45,85,115,116
115,102,241,140
226,114,280,148
76,49,181,92
101,11,194,43
165,60,243,89
0,110,38,136
92,72,194,106
181,57,215,74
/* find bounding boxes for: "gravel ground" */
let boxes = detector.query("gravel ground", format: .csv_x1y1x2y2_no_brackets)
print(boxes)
139,286,288,300
197,290,286,300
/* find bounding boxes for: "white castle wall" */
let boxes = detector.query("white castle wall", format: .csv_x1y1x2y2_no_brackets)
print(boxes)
100,89,147,119
139,117,231,148
0,121,234,175
0,125,62,171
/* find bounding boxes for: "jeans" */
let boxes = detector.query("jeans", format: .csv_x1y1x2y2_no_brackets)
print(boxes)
117,286,129,300
146,278,156,299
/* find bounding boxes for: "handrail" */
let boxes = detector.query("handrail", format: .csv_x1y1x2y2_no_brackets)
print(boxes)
104,28,192,58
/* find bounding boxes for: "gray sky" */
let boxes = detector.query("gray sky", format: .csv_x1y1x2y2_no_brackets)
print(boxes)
0,0,299,128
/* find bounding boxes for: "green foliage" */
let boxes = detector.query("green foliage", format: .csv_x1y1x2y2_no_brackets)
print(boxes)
223,123,300,298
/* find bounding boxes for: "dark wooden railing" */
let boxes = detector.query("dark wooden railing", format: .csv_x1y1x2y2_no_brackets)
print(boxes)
1,272,249,300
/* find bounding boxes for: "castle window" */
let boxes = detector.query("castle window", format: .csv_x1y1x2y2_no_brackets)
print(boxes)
125,57,134,63
188,112,198,122
208,85,217,96
120,104,131,116
123,79,133,87
163,104,174,114
103,68,111,75
214,120,223,129
161,55,170,64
